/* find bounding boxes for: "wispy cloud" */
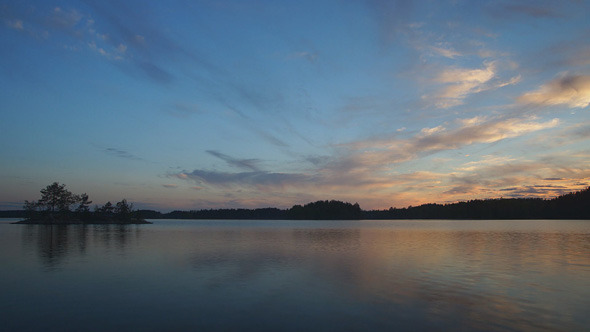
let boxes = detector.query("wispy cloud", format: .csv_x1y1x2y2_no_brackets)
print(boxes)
171,114,561,202
173,169,311,190
5,19,24,30
166,103,202,118
49,7,83,30
364,0,415,45
2,4,131,61
444,154,590,200
455,155,516,172
423,61,520,108
103,147,143,161
518,74,590,108
346,116,559,167
571,123,590,140
206,150,261,171
3,2,196,83
429,44,462,59
138,61,173,84
495,3,562,19
287,51,318,63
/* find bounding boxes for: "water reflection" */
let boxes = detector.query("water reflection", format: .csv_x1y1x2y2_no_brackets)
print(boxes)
22,225,71,269
6,220,589,331
21,224,142,270
180,225,589,331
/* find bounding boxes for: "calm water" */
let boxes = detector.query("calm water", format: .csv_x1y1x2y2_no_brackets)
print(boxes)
1,219,588,331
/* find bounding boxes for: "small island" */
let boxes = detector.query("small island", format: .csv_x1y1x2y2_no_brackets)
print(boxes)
13,182,151,224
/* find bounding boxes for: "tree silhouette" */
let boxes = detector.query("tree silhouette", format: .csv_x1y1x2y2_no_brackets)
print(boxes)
114,199,133,221
75,193,92,213
38,182,77,213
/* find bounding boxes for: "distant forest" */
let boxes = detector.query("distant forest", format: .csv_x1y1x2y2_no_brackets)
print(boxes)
138,200,362,220
362,187,590,220
2,187,589,220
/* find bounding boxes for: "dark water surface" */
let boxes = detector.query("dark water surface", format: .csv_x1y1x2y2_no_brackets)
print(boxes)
1,219,588,331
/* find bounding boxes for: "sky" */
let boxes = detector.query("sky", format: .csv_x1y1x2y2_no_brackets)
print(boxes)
1,0,590,211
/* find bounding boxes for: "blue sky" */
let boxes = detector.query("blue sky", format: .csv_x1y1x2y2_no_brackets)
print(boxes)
1,0,589,211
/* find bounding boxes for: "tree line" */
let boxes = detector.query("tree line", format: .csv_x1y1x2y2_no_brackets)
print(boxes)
135,188,589,220
362,187,590,219
3,184,588,221
135,200,362,220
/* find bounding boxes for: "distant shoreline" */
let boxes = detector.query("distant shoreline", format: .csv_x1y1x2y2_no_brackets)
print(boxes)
3,186,588,221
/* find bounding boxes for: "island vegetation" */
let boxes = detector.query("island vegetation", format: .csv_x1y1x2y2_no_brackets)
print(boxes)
13,182,150,224
3,184,588,221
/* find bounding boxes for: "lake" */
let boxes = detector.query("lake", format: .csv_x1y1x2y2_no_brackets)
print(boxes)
1,218,588,331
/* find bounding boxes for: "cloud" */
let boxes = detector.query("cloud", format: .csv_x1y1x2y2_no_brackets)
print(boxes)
173,169,311,189
103,147,143,161
206,150,261,171
499,186,569,197
429,45,461,59
170,127,588,208
166,103,202,118
5,19,24,30
364,0,415,45
518,74,590,108
162,184,178,189
13,1,189,84
173,150,388,192
2,4,134,62
253,129,290,148
138,61,174,84
403,149,590,203
433,117,559,146
424,61,520,108
4,0,296,146
571,123,590,140
88,40,127,61
485,1,571,21
440,151,590,200
171,164,440,202
348,116,560,167
563,45,590,67
497,3,562,18
173,116,561,198
436,63,495,84
420,125,445,136
456,155,517,172
287,51,318,63
49,7,83,29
